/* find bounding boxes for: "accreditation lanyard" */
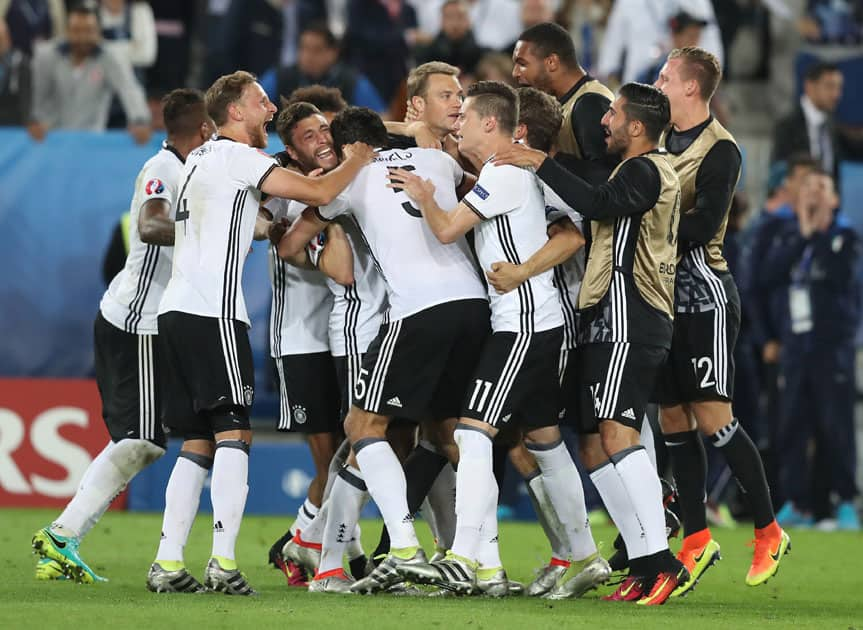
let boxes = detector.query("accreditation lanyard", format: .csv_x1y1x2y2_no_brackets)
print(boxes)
789,243,815,334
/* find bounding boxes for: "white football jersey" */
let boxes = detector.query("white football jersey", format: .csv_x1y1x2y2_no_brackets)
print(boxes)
266,198,332,357
159,137,277,325
100,143,184,334
326,215,389,357
462,162,564,333
543,183,585,349
319,148,485,321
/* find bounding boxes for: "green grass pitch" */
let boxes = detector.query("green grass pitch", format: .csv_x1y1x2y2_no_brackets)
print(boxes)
2,508,860,629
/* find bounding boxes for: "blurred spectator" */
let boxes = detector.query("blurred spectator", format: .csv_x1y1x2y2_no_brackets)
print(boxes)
474,51,516,84
762,170,861,530
596,0,722,85
145,0,198,118
99,0,156,72
1,0,65,55
798,0,863,45
342,0,417,112
417,0,483,77
0,16,30,124
27,3,150,142
638,10,708,84
205,0,327,84
271,23,386,111
557,0,611,72
407,0,445,45
772,61,863,177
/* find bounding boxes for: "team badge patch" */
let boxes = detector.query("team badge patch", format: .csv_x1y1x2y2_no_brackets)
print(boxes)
243,385,255,407
145,178,165,195
292,405,307,424
471,184,490,200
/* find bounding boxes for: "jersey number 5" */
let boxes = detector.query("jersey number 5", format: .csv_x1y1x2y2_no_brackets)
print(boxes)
387,165,422,218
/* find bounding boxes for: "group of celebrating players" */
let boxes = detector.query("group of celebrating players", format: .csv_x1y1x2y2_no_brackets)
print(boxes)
30,21,790,607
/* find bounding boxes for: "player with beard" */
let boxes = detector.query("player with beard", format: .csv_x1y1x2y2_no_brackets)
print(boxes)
493,82,687,605
153,71,373,595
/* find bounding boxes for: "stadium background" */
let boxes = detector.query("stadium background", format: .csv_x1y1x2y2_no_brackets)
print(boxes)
1,0,863,525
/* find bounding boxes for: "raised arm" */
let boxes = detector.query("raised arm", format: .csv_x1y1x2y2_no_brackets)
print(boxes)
316,223,355,286
386,167,480,244
138,199,175,246
260,143,374,207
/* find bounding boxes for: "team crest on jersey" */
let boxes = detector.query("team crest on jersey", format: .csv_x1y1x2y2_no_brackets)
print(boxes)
471,184,490,200
292,404,307,424
243,385,255,407
145,178,165,195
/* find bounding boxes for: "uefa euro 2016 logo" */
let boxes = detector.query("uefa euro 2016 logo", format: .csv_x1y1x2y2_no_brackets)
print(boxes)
145,179,165,195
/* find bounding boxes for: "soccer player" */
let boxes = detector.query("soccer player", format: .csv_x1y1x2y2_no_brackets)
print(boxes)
652,47,789,593
277,106,489,595
147,71,373,596
494,82,687,605
390,80,595,598
32,89,214,585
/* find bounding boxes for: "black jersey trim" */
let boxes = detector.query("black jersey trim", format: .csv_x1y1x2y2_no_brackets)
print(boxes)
257,163,278,191
124,243,160,333
270,245,287,355
464,198,487,220
222,189,247,319
495,215,535,333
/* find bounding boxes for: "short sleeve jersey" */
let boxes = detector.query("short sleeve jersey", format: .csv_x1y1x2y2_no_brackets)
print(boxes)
318,147,486,321
100,143,184,334
462,163,564,334
266,198,333,357
158,137,277,325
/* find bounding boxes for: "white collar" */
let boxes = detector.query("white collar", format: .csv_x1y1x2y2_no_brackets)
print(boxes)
801,94,827,127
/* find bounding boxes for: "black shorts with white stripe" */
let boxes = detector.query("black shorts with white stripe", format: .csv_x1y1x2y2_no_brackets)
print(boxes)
157,311,254,438
558,346,583,428
94,311,166,447
577,341,667,433
352,299,490,420
275,352,341,434
461,327,563,430
334,352,364,421
652,299,740,406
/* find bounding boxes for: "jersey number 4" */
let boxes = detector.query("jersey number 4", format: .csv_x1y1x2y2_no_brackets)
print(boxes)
175,165,198,223
386,165,421,217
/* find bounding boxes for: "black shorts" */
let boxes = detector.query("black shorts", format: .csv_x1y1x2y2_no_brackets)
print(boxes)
158,311,254,439
558,346,581,427
94,312,166,447
461,327,563,430
578,342,667,433
353,299,490,420
653,301,740,406
275,352,341,434
335,352,365,420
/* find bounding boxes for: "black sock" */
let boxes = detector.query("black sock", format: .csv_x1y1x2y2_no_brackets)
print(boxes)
664,430,708,537
492,442,508,488
349,554,369,579
712,419,775,529
371,444,448,559
267,529,292,566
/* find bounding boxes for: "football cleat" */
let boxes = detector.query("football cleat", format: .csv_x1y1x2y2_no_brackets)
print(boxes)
204,558,257,595
526,560,569,597
637,565,690,606
837,502,861,531
32,527,106,584
282,532,321,574
35,557,68,581
671,536,721,597
146,563,207,593
776,502,813,529
308,568,356,594
602,575,646,602
746,523,790,586
475,567,514,598
395,551,475,595
351,548,428,594
545,553,611,600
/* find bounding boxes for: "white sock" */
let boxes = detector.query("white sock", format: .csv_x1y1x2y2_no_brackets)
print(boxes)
321,439,351,503
156,453,210,563
529,441,596,561
451,427,496,562
210,442,249,561
54,439,163,539
318,467,368,574
526,473,570,560
355,439,418,550
590,459,648,560
640,410,658,471
613,447,668,555
290,498,319,536
475,486,501,569
299,500,329,545
347,523,365,560
426,463,457,550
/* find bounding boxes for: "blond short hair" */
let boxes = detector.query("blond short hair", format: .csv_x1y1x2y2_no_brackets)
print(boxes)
406,62,460,100
668,47,722,101
205,70,257,127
